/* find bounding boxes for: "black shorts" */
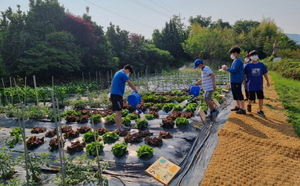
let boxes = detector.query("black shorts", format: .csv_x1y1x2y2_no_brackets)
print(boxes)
231,83,244,101
249,91,264,100
110,94,123,111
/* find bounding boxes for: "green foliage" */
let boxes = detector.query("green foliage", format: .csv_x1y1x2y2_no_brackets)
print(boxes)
104,113,116,124
269,71,300,136
267,59,300,80
136,145,154,158
135,118,148,129
26,105,51,119
173,104,183,111
19,152,52,184
122,109,129,117
53,155,109,186
86,141,104,156
185,103,198,112
198,102,208,113
144,114,154,120
111,142,128,156
126,113,139,120
122,117,131,126
102,132,119,143
9,127,21,136
175,117,189,127
91,114,102,124
0,148,19,180
83,130,99,143
72,99,88,110
162,103,175,113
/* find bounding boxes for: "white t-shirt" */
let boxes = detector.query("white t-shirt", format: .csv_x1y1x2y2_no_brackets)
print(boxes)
201,66,214,91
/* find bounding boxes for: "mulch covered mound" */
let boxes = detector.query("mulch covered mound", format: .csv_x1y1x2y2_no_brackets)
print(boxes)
200,76,300,186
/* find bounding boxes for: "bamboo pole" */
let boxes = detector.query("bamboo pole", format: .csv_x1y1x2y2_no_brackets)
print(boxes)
1,78,8,105
51,90,66,186
33,75,38,105
86,86,104,185
19,104,30,185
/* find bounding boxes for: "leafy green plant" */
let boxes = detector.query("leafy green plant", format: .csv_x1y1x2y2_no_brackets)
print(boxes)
53,155,109,186
135,118,148,129
83,130,99,143
72,99,88,110
173,104,183,111
9,127,21,136
126,113,139,120
175,117,189,127
91,114,102,123
153,103,163,110
105,113,116,124
61,109,81,117
185,102,198,112
122,117,131,126
0,148,18,180
6,127,23,148
162,103,175,112
102,132,119,143
136,145,154,158
111,142,128,156
198,102,208,113
122,109,129,117
144,114,154,120
86,141,104,156
19,152,51,184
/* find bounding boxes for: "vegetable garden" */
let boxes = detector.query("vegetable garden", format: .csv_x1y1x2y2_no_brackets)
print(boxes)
0,70,230,186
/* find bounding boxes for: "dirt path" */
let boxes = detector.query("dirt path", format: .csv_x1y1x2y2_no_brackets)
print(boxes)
200,76,300,186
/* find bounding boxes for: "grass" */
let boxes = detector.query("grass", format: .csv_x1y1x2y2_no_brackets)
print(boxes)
269,71,300,136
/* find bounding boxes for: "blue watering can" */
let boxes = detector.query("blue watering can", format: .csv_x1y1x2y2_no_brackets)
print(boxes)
127,91,143,114
188,85,201,99
179,85,201,107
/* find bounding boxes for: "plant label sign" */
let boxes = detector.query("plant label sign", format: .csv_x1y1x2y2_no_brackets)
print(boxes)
198,107,206,124
145,156,180,185
213,99,220,108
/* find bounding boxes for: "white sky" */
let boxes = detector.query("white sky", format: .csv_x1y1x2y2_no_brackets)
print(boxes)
1,0,300,39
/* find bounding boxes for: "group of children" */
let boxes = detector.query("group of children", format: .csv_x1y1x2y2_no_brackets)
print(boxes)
109,46,270,132
194,46,270,118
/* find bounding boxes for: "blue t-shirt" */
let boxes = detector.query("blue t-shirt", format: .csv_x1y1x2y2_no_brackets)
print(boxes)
244,62,268,91
110,70,129,96
227,57,244,83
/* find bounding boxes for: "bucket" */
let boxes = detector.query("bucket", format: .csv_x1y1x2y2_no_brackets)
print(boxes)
188,85,200,97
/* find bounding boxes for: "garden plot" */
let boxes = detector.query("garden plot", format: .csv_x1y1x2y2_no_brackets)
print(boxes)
0,71,230,185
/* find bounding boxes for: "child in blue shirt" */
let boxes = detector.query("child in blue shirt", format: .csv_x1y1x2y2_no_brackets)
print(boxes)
244,50,270,116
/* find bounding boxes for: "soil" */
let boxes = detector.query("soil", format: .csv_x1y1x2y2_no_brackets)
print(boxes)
200,76,300,186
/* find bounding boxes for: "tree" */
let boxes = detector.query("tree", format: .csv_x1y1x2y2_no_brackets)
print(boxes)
210,19,232,29
182,23,235,66
17,31,83,81
62,13,98,48
188,15,212,28
233,20,260,35
152,19,191,62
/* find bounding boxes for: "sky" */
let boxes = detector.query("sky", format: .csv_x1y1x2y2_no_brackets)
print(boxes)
1,0,300,39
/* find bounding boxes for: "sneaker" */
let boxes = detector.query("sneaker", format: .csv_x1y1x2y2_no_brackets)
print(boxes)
236,109,246,114
206,114,212,118
257,110,265,117
120,124,130,131
211,110,219,118
231,106,239,111
247,105,252,112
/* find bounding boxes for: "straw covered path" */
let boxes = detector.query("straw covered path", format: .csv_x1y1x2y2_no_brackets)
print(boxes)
200,76,300,186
